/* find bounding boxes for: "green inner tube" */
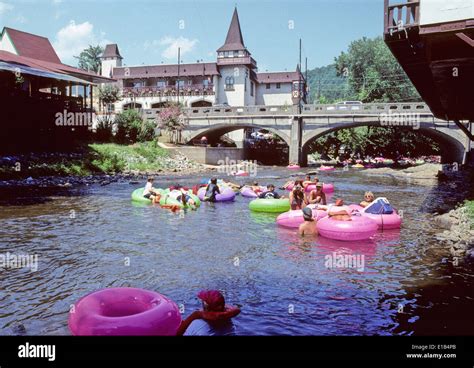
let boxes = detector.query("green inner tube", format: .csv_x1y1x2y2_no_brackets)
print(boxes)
159,190,201,209
249,198,290,213
131,187,153,204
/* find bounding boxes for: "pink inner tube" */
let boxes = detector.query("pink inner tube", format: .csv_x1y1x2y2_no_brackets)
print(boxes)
286,183,334,194
276,206,328,228
234,170,249,177
287,165,300,170
319,166,335,171
68,287,182,336
198,186,236,202
317,215,378,241
240,186,265,198
349,204,402,230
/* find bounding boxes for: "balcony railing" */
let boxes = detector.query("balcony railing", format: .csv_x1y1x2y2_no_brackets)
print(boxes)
122,84,214,98
384,0,420,35
217,56,257,68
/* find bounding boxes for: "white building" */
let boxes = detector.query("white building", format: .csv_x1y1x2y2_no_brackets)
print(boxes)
101,8,307,111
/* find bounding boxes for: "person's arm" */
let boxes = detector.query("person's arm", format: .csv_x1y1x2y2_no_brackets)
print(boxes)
175,310,203,336
274,192,281,199
258,192,265,199
322,193,327,206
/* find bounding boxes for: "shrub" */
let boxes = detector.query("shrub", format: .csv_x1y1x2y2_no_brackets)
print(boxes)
115,109,155,144
95,115,115,142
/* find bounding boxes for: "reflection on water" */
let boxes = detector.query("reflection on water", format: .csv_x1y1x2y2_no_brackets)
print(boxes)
0,168,473,335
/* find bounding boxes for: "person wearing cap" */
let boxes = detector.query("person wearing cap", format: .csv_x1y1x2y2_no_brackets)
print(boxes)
298,207,318,236
289,183,306,210
307,182,327,205
176,290,241,336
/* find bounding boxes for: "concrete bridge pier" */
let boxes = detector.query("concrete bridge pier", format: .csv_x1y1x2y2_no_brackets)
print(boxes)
289,117,305,166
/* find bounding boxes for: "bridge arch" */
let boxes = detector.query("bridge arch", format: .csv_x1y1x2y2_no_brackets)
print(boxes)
184,123,291,146
301,120,467,164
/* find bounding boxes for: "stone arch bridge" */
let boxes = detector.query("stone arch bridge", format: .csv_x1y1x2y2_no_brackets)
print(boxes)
142,103,473,165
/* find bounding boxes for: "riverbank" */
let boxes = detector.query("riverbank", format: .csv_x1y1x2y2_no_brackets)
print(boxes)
433,200,474,260
0,142,212,187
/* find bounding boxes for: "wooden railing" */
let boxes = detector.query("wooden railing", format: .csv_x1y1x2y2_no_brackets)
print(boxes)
384,0,420,34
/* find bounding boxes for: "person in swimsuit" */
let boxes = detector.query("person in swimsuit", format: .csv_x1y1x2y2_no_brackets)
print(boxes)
307,182,327,205
168,185,196,209
360,191,375,208
299,207,318,236
289,184,306,210
203,178,221,202
303,175,318,190
325,199,353,221
142,177,160,203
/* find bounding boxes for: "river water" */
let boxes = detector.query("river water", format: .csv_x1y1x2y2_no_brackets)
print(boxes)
0,167,473,335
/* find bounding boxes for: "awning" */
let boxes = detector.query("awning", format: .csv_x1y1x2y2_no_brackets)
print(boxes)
0,61,91,84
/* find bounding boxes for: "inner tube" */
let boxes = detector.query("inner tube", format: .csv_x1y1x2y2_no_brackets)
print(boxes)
249,198,290,213
319,166,335,171
349,204,402,230
287,164,300,170
159,189,201,209
68,287,182,336
231,170,249,177
240,186,265,198
131,187,153,204
276,206,328,228
352,164,365,168
197,186,236,202
286,183,334,194
317,214,378,241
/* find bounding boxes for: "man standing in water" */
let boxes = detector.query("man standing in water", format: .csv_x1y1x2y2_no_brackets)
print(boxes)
299,207,318,236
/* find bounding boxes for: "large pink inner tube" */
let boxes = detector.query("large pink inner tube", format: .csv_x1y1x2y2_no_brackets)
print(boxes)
317,215,378,241
68,287,182,336
240,186,265,198
198,186,236,202
349,204,402,230
233,170,249,177
276,206,328,228
286,183,334,194
287,165,300,170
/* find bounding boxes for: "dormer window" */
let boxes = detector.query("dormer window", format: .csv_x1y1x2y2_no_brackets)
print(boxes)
233,50,239,57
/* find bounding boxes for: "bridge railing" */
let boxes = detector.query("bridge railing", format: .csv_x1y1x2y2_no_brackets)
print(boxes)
141,102,432,121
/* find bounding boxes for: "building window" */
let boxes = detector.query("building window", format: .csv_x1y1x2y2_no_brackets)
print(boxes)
234,50,239,57
276,83,281,89
157,81,166,88
266,83,271,89
203,79,209,87
133,81,143,88
225,76,234,90
250,82,254,97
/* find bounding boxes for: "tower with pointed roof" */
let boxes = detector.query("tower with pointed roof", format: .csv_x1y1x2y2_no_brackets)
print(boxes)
100,44,123,78
216,8,257,106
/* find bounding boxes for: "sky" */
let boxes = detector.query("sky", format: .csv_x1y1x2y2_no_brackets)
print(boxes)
0,0,384,71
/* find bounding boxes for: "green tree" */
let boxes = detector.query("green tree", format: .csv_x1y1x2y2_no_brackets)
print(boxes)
115,109,155,144
98,84,121,113
334,36,420,102
75,45,104,74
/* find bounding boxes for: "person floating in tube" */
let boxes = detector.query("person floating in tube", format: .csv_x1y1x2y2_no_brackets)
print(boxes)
143,177,160,204
307,182,327,205
203,178,220,202
359,191,375,208
298,207,318,237
289,183,306,210
321,199,353,221
176,290,241,336
258,184,284,199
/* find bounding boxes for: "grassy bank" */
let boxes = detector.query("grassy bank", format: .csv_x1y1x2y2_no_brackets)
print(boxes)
0,142,171,179
463,200,474,228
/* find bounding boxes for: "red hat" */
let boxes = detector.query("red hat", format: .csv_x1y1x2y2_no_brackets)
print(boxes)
197,290,225,310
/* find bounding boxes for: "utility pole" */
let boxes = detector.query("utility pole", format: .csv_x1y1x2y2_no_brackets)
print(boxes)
298,38,302,114
305,56,308,104
177,47,181,106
